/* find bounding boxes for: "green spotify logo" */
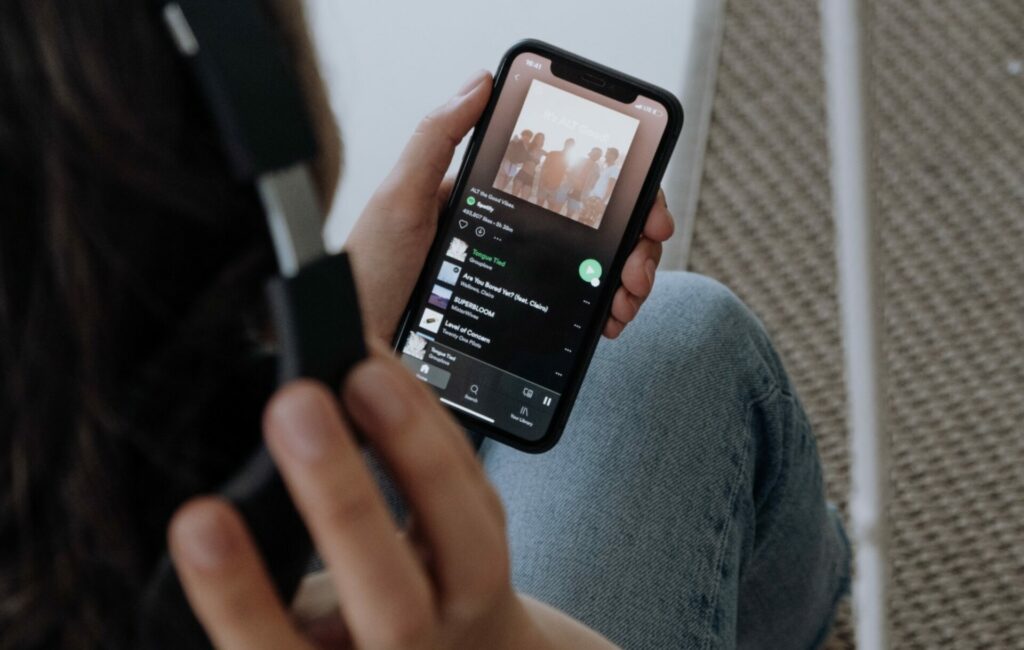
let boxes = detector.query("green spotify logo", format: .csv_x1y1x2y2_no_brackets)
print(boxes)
466,196,476,206
579,259,602,286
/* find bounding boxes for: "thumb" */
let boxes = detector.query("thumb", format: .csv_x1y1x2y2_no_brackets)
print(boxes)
379,69,492,206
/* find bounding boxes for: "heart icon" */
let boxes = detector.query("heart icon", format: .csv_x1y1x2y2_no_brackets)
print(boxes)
458,219,469,229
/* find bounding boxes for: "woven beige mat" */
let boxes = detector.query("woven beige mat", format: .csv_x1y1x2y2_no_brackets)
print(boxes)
687,1,1024,647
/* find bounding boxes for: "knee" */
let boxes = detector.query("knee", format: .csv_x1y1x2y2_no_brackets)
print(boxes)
594,272,784,405
650,273,764,345
627,273,772,366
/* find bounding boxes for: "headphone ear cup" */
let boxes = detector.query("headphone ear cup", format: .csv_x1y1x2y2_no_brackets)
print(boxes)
266,253,367,386
138,253,365,647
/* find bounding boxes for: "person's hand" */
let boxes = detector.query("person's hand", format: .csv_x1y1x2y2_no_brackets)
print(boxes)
168,352,618,649
344,70,675,344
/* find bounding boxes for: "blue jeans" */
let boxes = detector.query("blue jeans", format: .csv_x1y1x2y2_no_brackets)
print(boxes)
478,273,850,649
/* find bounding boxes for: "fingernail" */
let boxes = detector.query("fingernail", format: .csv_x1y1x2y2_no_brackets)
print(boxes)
455,69,489,97
347,361,407,430
269,385,333,462
175,506,234,571
645,258,657,284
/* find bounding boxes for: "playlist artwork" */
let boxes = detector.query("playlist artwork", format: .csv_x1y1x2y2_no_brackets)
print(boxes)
493,79,640,230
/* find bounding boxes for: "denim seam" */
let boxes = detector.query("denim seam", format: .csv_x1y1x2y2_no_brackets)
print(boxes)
805,515,852,650
749,385,789,512
807,574,851,650
743,392,804,577
697,387,773,650
741,387,848,649
743,328,795,403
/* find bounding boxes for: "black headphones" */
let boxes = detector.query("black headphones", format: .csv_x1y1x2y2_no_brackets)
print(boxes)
138,2,365,646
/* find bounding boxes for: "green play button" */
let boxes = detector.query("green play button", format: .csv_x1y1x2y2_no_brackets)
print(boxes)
579,258,602,286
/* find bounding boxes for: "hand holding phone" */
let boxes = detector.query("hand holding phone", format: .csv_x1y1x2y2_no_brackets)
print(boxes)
344,69,673,348
392,40,683,451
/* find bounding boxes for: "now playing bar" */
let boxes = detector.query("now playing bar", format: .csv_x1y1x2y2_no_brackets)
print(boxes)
400,340,559,442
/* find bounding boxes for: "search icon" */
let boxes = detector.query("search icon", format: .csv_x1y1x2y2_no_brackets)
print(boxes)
469,384,479,395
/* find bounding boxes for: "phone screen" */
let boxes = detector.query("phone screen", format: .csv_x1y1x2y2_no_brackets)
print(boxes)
396,49,671,447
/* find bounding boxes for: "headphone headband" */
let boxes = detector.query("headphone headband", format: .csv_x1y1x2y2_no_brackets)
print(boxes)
162,0,324,276
161,1,317,177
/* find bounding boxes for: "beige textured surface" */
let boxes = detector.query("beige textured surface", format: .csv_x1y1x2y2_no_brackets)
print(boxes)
687,1,1024,647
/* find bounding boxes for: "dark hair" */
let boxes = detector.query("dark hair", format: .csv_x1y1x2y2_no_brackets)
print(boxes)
0,1,295,646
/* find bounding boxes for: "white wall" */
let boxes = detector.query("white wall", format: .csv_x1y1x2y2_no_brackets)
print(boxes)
304,0,724,268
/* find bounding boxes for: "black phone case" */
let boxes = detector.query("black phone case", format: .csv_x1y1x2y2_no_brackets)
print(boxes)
393,39,684,453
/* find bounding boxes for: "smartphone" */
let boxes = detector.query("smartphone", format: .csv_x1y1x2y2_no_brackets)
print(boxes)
393,39,683,452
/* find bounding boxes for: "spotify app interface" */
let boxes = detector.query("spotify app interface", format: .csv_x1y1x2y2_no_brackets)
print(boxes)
398,52,669,442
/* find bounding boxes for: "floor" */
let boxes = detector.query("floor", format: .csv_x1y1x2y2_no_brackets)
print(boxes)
687,1,1024,647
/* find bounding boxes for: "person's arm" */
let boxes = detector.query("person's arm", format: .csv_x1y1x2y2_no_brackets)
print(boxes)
585,163,600,195
602,171,618,205
168,351,621,649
